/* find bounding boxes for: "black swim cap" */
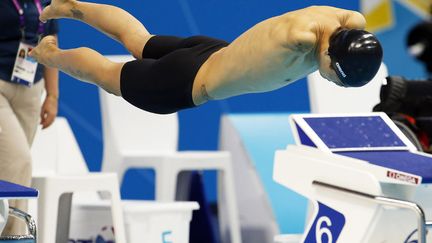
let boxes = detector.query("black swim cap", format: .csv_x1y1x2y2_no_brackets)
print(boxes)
328,29,383,87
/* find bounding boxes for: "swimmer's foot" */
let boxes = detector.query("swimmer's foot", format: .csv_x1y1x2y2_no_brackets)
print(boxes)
28,36,60,67
40,0,81,23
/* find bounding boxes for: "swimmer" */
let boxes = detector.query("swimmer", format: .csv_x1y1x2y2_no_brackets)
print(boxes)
29,0,383,114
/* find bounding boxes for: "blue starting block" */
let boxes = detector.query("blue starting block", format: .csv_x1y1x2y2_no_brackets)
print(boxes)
291,113,432,182
0,180,38,199
273,112,432,243
0,180,38,243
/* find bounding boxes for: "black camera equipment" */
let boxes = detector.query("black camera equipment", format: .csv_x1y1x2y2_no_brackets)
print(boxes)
374,76,432,152
407,20,432,76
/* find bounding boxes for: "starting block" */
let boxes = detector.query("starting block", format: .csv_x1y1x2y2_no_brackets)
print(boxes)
0,180,38,241
273,113,432,243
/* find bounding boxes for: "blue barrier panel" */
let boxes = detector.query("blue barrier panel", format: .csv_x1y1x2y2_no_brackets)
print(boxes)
229,113,308,234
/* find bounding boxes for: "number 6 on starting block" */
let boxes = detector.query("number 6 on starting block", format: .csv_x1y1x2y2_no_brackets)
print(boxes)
304,202,345,243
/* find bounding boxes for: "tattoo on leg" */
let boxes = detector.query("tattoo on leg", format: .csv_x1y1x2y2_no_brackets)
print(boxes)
67,67,85,79
70,7,84,20
200,84,213,101
61,65,94,82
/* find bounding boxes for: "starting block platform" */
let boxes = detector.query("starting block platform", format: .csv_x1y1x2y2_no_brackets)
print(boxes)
0,180,38,237
274,113,432,243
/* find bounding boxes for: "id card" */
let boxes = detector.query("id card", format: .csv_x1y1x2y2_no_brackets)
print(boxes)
11,42,38,86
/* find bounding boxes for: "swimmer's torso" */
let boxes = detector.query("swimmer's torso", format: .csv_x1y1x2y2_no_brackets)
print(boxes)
192,6,365,104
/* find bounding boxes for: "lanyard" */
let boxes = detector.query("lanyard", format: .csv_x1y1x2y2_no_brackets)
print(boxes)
11,0,44,39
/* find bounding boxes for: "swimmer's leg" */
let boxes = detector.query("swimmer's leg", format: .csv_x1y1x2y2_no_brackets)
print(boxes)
40,0,151,59
30,36,123,96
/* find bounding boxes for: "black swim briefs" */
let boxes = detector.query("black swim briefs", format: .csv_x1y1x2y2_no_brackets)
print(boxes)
120,35,229,114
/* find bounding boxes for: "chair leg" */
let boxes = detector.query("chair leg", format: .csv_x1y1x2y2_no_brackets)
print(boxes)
56,192,73,243
220,169,242,243
176,171,194,201
156,167,178,202
106,185,127,243
37,187,60,243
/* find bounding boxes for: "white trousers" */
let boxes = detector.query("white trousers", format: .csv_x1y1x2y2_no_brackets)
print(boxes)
0,79,43,235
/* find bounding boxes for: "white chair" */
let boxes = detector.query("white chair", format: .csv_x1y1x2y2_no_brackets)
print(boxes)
30,117,126,243
307,63,388,113
100,54,242,243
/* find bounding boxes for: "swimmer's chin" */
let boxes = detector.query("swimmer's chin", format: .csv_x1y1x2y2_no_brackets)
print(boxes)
332,80,346,87
319,74,332,82
324,77,346,87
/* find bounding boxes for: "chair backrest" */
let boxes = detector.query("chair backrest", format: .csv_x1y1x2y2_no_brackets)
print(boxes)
31,117,89,176
100,55,179,153
307,63,388,113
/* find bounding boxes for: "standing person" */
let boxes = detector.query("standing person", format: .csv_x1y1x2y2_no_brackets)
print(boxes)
0,0,59,235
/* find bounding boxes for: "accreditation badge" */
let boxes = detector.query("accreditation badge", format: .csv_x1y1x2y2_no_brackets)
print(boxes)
11,42,38,86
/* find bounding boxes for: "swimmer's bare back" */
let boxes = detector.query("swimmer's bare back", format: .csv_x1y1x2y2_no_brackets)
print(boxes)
194,6,366,104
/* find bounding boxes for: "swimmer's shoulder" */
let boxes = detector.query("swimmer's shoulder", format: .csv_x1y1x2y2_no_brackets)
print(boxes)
307,6,366,29
273,6,365,53
338,10,366,30
272,13,318,53
281,6,365,27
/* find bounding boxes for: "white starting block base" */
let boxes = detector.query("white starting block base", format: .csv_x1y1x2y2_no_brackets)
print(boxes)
272,113,432,242
69,200,199,243
0,200,8,235
274,145,432,242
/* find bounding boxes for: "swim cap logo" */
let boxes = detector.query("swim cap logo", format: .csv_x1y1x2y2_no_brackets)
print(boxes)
335,62,347,78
